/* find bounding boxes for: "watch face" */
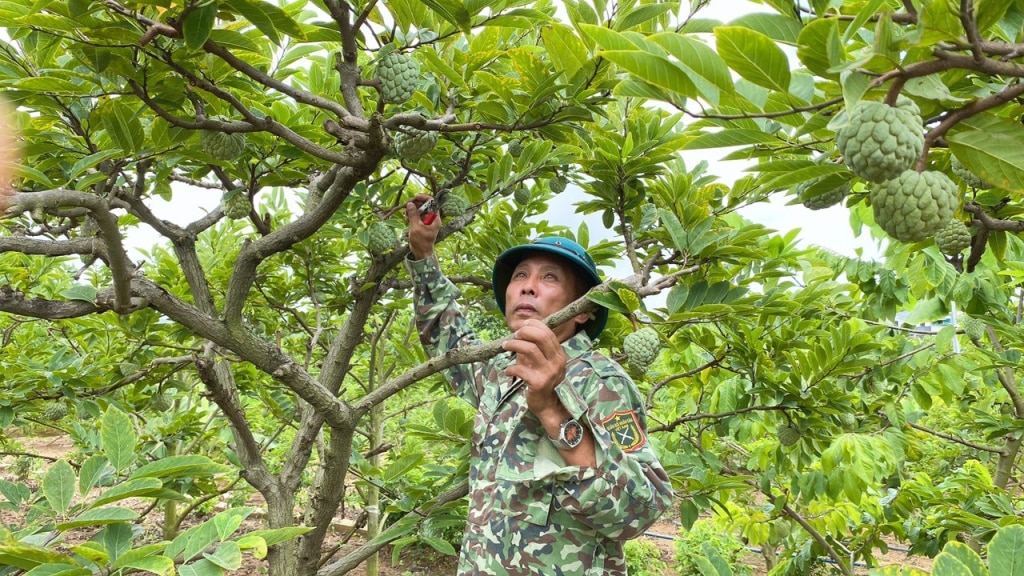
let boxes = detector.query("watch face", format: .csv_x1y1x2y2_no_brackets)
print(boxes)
563,419,584,448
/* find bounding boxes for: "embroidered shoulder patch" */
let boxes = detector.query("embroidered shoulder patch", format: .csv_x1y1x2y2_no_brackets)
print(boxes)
601,410,646,453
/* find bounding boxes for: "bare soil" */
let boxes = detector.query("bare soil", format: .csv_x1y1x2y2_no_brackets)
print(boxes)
2,432,932,575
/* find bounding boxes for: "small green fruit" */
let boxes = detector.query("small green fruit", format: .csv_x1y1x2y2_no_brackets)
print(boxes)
778,425,801,446
375,50,420,105
441,194,470,218
513,186,531,205
934,220,971,255
151,392,173,412
507,140,523,158
43,401,68,421
393,127,437,160
366,221,396,255
549,175,567,194
962,316,985,341
201,131,246,161
623,327,660,371
222,189,251,220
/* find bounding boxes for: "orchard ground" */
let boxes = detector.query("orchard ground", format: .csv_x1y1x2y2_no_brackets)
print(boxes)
2,430,932,575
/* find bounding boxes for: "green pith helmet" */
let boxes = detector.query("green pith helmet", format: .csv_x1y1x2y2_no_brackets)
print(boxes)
492,236,607,339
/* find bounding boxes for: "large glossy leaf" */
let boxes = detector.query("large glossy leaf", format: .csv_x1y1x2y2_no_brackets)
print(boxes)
90,478,163,508
648,33,733,105
56,507,138,530
948,114,1024,193
181,1,217,49
989,524,1024,576
130,454,231,481
100,406,136,472
42,460,76,516
542,23,590,80
598,50,700,98
97,98,143,155
714,26,791,93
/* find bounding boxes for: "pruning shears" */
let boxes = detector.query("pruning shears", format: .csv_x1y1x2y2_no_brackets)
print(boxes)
419,198,438,225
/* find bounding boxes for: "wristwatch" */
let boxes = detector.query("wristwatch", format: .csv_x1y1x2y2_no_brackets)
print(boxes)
548,417,584,450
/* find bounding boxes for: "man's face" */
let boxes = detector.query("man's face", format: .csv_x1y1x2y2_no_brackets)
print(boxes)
504,253,587,342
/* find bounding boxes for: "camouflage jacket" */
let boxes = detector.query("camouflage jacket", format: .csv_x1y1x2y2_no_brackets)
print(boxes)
408,255,674,576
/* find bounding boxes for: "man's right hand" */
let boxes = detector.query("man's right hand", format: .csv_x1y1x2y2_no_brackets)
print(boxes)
405,193,441,259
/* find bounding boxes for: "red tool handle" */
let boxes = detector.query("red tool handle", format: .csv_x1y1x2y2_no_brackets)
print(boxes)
422,212,437,225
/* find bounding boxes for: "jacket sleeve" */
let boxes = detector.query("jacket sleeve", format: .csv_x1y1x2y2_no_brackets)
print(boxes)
541,359,674,540
405,254,493,407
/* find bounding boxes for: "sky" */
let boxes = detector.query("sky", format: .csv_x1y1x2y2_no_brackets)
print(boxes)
125,0,886,265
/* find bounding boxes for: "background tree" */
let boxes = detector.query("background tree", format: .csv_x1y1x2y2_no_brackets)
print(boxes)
1,1,1023,576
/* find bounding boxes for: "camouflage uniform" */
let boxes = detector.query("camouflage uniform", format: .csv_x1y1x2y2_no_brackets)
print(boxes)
408,254,674,576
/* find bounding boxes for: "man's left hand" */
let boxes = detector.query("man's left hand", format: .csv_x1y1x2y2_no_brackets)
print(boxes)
502,318,569,422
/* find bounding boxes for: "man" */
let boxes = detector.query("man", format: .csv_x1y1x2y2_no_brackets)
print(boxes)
404,195,673,575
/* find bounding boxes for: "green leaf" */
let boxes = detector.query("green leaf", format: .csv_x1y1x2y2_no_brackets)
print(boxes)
220,0,279,44
420,535,456,557
130,454,231,481
43,460,76,515
114,555,175,576
234,536,268,559
98,98,144,154
60,284,97,303
648,32,733,105
599,50,696,99
7,76,93,96
541,23,590,80
937,542,987,576
57,507,138,530
177,558,224,576
683,129,779,149
90,478,163,508
420,0,471,33
242,526,312,547
587,290,630,314
796,17,845,79
383,453,424,483
989,524,1024,576
212,508,253,541
0,545,75,570
182,1,217,49
614,2,676,31
100,406,136,472
657,208,688,253
203,541,242,571
22,563,92,576
714,26,790,92
78,456,111,496
932,552,973,576
948,114,1024,193
66,149,123,182
615,287,641,314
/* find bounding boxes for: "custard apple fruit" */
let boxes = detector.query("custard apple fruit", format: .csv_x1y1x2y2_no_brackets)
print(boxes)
222,189,251,220
375,50,420,105
934,220,971,254
778,425,801,447
549,175,567,194
894,94,920,116
151,392,173,412
441,194,470,218
393,127,437,160
962,316,985,340
513,186,531,205
623,327,661,371
837,412,857,431
43,401,68,421
202,131,246,161
798,179,851,210
951,156,989,189
871,170,958,242
835,100,924,183
507,140,523,158
366,221,396,255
